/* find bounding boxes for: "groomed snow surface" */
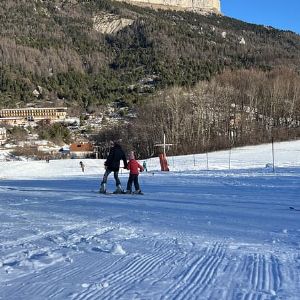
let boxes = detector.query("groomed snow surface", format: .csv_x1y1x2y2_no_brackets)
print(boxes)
0,140,300,300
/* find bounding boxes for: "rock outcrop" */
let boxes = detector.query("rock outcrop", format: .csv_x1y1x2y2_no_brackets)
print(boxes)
93,13,135,34
115,0,221,14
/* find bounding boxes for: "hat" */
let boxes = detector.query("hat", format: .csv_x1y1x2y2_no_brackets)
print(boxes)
129,151,135,160
113,139,122,147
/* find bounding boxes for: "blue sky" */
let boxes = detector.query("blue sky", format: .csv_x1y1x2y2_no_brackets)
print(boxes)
221,0,300,34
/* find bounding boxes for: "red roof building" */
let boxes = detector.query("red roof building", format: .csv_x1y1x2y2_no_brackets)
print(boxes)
69,142,94,158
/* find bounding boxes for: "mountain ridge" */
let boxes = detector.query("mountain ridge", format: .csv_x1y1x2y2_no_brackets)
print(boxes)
0,0,299,110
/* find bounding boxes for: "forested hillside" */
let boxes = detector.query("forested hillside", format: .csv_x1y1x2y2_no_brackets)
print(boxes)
1,0,300,107
1,0,300,156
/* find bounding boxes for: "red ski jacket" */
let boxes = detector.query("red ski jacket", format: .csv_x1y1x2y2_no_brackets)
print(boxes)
127,159,144,175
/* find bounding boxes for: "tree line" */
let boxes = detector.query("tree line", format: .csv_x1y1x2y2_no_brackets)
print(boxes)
94,67,300,158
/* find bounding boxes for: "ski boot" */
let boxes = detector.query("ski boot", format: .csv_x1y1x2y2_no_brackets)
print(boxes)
125,190,132,194
99,183,106,194
133,190,143,195
113,185,124,194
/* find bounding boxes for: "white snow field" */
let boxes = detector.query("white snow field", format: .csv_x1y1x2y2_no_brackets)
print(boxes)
0,140,300,300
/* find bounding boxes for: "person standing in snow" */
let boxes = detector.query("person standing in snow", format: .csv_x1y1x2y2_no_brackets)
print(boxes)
142,160,147,172
99,141,128,194
79,161,85,172
126,151,144,194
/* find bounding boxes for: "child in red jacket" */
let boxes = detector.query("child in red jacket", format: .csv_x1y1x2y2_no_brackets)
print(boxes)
126,151,144,194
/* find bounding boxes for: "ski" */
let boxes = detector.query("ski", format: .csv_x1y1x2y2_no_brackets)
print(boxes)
91,190,114,195
93,191,144,196
132,192,144,195
289,206,300,211
123,191,144,195
97,191,120,195
92,190,144,195
96,191,126,195
109,192,144,195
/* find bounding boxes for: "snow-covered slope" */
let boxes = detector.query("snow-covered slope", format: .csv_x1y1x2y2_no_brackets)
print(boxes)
0,141,299,299
1,140,300,179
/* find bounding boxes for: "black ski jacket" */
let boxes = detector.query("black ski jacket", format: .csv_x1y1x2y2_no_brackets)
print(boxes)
105,144,127,171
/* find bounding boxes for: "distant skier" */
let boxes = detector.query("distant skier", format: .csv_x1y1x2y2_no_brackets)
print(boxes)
126,151,144,194
99,141,128,194
142,160,147,172
79,161,85,172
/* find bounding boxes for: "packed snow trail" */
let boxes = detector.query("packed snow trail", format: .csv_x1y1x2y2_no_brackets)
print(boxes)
0,164,300,299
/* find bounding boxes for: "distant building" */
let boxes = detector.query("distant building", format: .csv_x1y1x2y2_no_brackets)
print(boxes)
0,127,7,145
0,107,68,126
58,146,71,158
69,142,94,158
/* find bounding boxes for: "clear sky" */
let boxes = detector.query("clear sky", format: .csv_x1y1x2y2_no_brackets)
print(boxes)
221,0,300,34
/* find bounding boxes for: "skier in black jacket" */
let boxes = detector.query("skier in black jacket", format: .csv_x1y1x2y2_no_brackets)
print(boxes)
99,141,127,194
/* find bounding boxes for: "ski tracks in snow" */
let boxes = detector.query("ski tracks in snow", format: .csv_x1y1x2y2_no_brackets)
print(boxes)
1,223,299,299
1,175,300,299
58,237,297,300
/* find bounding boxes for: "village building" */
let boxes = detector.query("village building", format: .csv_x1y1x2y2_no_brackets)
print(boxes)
69,142,95,158
0,107,68,126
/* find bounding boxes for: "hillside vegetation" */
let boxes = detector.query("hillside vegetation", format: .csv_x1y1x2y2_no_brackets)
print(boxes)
0,0,300,156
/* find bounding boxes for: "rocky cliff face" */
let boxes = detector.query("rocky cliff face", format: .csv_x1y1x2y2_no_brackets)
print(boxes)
115,0,221,14
93,13,135,34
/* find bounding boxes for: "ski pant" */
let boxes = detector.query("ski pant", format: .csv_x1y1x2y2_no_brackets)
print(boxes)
101,169,121,186
126,174,140,192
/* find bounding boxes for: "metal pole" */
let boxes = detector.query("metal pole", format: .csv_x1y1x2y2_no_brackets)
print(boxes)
272,137,275,173
229,147,231,170
163,133,166,157
206,152,209,170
